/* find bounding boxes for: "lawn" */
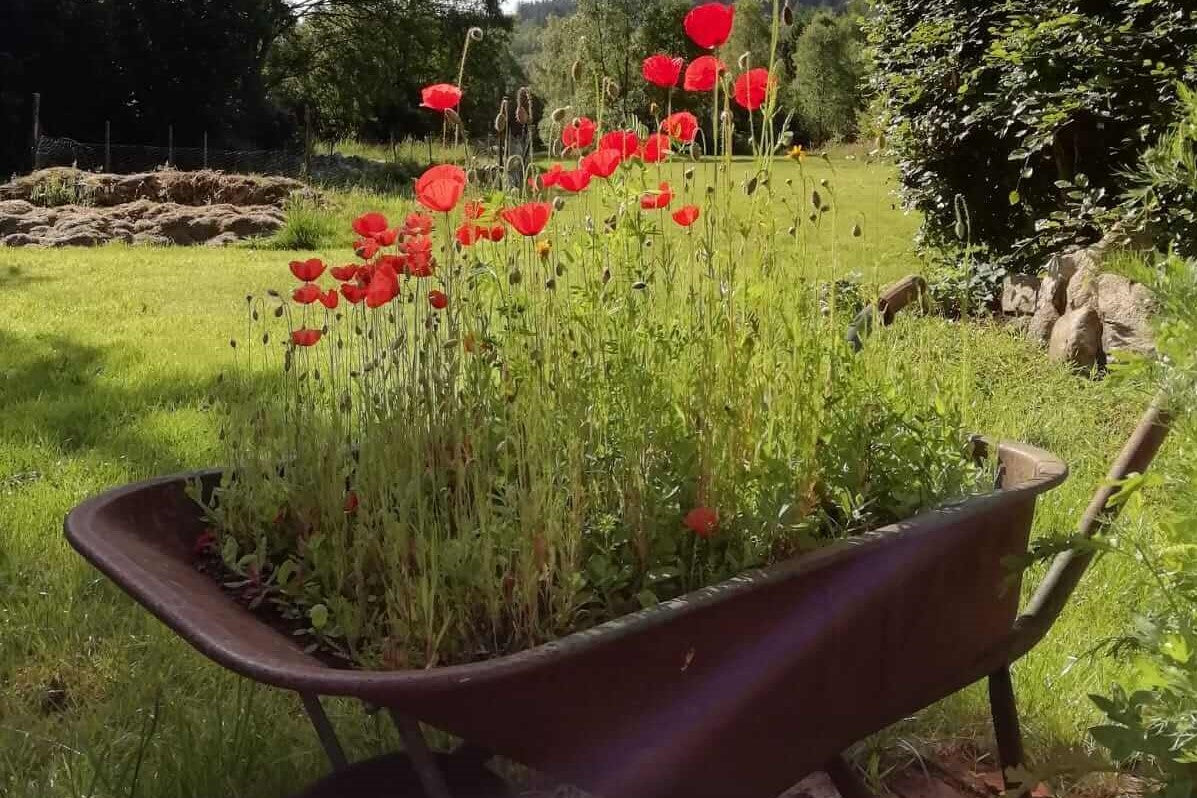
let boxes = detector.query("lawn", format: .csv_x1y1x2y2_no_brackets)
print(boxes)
0,155,1165,796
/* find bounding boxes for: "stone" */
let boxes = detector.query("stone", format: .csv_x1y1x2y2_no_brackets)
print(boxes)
1066,265,1100,310
1039,274,1068,315
0,167,313,208
1048,306,1103,369
1027,303,1060,345
1001,275,1041,315
1096,273,1155,355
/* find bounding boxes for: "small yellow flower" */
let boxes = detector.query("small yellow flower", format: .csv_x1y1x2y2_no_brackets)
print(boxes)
536,240,552,260
788,145,805,162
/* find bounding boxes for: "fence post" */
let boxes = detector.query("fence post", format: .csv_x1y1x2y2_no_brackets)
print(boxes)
167,124,174,167
303,106,313,177
30,92,41,172
104,120,112,172
203,131,208,169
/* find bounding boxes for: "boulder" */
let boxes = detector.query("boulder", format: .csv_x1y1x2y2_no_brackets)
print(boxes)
1048,307,1103,369
1038,274,1068,315
1067,265,1100,310
1096,273,1156,355
1001,275,1041,315
0,168,313,208
1027,303,1061,346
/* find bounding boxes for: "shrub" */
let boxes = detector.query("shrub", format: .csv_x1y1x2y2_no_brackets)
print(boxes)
868,0,1197,282
789,12,867,145
266,199,340,250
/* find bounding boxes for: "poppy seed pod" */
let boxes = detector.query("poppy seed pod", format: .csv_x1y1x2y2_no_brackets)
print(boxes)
738,52,751,71
468,27,483,41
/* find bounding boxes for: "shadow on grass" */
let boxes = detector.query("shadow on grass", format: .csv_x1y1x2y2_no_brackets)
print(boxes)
0,329,272,479
0,264,54,289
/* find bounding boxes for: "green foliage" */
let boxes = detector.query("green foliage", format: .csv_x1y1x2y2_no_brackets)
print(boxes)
27,170,96,208
868,0,1197,280
789,11,866,144
1121,84,1197,261
264,199,340,250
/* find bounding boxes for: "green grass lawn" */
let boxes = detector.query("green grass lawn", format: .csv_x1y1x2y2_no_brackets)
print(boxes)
0,155,1166,796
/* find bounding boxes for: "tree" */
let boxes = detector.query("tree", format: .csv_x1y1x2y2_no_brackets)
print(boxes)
727,0,775,76
789,11,865,144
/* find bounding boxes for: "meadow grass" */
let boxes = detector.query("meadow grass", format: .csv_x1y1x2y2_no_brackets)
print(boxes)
0,156,1167,795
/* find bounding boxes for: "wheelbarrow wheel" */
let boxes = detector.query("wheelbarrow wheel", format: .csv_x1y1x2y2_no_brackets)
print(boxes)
293,749,514,798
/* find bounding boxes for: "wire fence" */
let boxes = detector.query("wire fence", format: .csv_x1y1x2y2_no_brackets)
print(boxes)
34,135,305,176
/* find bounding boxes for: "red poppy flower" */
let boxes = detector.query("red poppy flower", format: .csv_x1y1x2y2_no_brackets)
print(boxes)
405,213,434,236
403,237,435,277
355,238,380,260
374,228,398,247
331,264,359,282
500,202,552,237
341,282,368,304
599,130,640,158
557,168,592,193
581,149,624,179
464,200,486,220
641,133,671,163
344,491,359,514
416,175,465,213
673,204,701,227
734,68,773,111
420,83,462,112
684,3,735,50
428,290,448,310
561,117,597,150
662,111,700,143
378,254,406,273
293,282,321,304
684,55,725,91
642,54,684,88
366,264,400,308
289,258,325,282
352,212,388,239
291,328,322,347
684,506,719,538
456,223,485,247
489,224,506,242
640,182,674,210
319,289,339,309
537,163,565,190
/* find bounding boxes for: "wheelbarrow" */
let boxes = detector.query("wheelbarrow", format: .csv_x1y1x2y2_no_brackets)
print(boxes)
64,276,1175,798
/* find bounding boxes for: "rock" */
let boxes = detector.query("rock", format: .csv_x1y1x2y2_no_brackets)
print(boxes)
1067,265,1100,310
2,233,37,247
0,168,314,208
1039,274,1068,315
1096,273,1156,355
204,232,241,247
45,227,106,247
1049,246,1101,284
1027,303,1061,345
1001,275,1041,315
132,233,173,246
1048,306,1103,369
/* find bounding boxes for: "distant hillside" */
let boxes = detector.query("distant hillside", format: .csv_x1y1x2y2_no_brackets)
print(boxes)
514,0,847,24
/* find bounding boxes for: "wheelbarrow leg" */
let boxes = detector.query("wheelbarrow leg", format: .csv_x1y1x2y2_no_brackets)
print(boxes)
389,710,454,798
825,754,877,798
300,692,349,772
988,665,1029,795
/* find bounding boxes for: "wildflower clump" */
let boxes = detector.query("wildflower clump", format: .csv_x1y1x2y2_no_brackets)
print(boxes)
204,2,985,669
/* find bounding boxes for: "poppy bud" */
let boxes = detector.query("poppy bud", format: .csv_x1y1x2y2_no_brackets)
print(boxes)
556,263,565,277
783,0,794,26
553,196,566,211
788,225,797,237
445,108,463,129
684,167,695,181
602,268,612,284
706,185,716,195
545,278,556,290
509,269,522,285
744,176,758,196
650,102,660,117
273,305,284,318
954,220,967,240
820,178,829,188
229,339,237,349
785,178,793,187
604,79,620,100
780,130,794,147
811,190,822,208
809,212,818,223
632,281,647,290
571,60,583,82
468,26,483,41
516,106,530,125
551,107,568,124
495,113,507,133
262,332,270,345
852,223,862,238
738,52,751,71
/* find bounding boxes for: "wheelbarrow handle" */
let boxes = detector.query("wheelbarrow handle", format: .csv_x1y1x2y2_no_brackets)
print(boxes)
1010,393,1173,659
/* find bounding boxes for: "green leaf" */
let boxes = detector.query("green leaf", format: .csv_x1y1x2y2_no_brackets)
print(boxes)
310,604,329,630
1008,190,1021,205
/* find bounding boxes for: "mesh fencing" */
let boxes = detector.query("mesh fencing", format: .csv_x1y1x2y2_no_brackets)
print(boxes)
34,136,304,176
